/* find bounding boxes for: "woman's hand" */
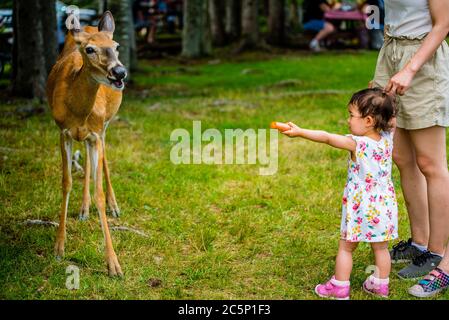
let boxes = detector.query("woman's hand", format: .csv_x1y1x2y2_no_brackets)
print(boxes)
385,63,417,96
281,122,302,138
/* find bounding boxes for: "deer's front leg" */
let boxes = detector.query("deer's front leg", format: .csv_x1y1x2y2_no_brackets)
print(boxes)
55,130,73,259
79,141,91,221
102,133,120,218
88,134,123,277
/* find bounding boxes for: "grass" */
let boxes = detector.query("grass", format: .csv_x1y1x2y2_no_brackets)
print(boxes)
1,50,448,300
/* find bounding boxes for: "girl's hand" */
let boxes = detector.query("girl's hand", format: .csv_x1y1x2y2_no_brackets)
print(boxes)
385,63,417,96
281,122,302,137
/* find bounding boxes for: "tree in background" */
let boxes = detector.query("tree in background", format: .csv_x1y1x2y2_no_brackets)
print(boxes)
225,0,241,41
105,0,137,77
209,0,226,47
288,0,300,31
12,0,58,100
182,0,211,58
267,0,285,46
238,0,260,51
41,1,58,74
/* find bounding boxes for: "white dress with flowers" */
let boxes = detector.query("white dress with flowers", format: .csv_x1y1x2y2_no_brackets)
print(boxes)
341,131,398,242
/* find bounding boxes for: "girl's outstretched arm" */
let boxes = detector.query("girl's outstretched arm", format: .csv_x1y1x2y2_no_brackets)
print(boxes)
282,122,357,152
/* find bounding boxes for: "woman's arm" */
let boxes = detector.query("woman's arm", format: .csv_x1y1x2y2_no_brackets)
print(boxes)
319,2,332,12
386,0,449,95
282,122,357,152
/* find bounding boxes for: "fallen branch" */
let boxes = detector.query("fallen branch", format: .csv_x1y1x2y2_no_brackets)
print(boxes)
109,225,148,237
72,150,84,175
22,220,59,227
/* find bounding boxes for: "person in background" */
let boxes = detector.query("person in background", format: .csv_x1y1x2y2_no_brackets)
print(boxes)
166,0,183,34
302,0,341,52
133,0,153,43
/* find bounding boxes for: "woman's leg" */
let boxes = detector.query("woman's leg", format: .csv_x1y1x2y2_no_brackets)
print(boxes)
371,241,391,279
315,22,336,42
438,244,449,273
410,126,449,255
393,128,429,246
408,240,449,298
335,240,359,281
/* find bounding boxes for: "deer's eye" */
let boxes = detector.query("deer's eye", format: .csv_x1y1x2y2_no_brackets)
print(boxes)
85,47,95,54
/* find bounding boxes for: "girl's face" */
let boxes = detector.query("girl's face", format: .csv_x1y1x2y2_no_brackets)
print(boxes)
347,104,374,136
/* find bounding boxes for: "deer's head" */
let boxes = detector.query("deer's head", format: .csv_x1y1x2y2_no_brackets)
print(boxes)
71,11,127,91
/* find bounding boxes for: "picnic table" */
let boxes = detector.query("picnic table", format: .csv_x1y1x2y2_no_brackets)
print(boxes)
324,10,369,49
324,10,368,21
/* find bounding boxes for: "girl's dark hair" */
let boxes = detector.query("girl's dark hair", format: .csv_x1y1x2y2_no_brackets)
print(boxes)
349,88,397,132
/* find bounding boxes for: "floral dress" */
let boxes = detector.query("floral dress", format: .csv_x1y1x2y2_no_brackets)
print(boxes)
341,131,398,243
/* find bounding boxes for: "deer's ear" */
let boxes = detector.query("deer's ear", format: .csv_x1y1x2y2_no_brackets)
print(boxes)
98,11,115,38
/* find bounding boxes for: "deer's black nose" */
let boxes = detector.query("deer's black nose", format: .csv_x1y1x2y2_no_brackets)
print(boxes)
111,66,127,80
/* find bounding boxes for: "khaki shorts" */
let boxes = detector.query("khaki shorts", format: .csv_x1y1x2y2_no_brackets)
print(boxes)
373,33,449,130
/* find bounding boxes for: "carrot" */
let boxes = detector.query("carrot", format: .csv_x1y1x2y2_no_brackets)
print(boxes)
270,121,291,132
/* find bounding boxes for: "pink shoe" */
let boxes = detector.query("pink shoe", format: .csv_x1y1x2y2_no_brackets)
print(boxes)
362,275,389,298
314,276,350,300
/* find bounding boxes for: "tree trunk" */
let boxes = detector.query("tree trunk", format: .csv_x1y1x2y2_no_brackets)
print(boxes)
127,0,138,72
41,0,58,74
289,0,299,30
267,0,285,46
107,0,134,78
12,0,18,84
225,0,241,41
13,0,47,99
209,0,226,46
239,0,259,50
97,0,137,72
98,0,108,14
182,0,212,58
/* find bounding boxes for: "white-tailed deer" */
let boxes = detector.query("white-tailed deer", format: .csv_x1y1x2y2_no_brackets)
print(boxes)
46,11,126,276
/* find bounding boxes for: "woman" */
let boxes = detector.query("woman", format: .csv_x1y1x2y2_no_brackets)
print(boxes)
372,0,449,297
302,0,341,52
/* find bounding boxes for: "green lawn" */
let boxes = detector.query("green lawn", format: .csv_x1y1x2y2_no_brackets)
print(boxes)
1,50,448,300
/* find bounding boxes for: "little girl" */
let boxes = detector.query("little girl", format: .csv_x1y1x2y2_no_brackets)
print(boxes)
280,88,398,299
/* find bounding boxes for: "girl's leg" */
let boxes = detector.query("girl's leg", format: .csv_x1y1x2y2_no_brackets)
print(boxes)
315,240,356,299
371,241,391,279
363,242,391,297
410,126,449,255
393,128,429,247
335,240,359,281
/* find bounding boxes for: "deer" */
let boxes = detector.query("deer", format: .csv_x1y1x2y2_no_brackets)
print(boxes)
46,11,127,277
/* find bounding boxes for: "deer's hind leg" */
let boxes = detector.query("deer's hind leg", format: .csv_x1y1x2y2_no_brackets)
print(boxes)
102,133,120,218
55,130,73,259
79,141,91,221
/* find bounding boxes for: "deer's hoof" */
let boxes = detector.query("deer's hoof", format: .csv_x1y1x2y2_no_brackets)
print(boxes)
107,201,121,218
54,240,65,260
79,211,89,221
107,254,123,277
79,202,90,221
